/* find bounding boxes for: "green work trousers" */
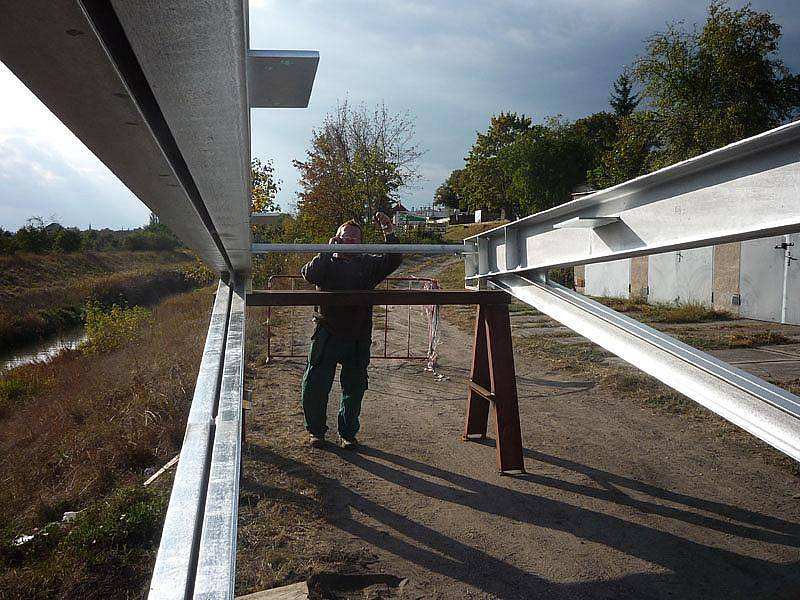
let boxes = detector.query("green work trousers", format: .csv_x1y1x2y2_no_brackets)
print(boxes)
301,324,371,439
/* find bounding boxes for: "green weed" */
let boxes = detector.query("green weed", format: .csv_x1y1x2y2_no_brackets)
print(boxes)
82,302,152,353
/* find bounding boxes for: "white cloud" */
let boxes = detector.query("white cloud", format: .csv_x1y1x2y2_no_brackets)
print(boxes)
0,63,145,230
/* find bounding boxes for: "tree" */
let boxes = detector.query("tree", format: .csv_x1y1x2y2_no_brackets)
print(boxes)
124,217,181,251
588,112,659,189
14,217,50,253
499,118,593,214
0,228,14,255
461,112,533,219
609,71,640,117
572,111,621,182
294,100,422,237
635,0,800,166
251,158,281,213
434,168,467,209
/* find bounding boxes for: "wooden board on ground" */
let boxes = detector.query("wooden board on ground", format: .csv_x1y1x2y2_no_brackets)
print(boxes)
237,581,308,599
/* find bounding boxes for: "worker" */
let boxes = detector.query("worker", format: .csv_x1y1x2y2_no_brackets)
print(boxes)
300,211,403,449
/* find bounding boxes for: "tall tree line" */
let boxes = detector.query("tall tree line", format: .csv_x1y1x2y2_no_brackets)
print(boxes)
437,0,800,219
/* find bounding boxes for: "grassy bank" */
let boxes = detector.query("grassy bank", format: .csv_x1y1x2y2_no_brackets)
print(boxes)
0,250,204,352
0,286,215,598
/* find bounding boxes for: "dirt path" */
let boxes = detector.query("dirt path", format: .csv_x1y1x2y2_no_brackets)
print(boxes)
238,258,800,599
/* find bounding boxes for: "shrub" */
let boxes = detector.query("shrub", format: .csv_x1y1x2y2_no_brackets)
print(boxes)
123,222,181,251
63,486,166,565
398,227,445,245
82,301,152,353
14,218,50,253
53,228,82,253
0,229,14,255
182,257,216,286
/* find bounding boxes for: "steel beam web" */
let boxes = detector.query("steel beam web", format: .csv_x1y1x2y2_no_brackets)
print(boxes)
79,0,235,273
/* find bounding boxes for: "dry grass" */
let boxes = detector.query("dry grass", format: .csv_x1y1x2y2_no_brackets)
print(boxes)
598,297,733,323
676,330,793,350
442,221,507,242
0,250,198,351
0,286,216,598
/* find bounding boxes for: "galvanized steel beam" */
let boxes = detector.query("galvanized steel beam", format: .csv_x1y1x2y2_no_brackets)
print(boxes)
247,50,319,108
194,282,246,599
110,0,252,272
466,120,800,280
251,243,466,254
246,289,510,306
1,3,321,276
0,1,230,271
491,275,800,462
148,280,232,599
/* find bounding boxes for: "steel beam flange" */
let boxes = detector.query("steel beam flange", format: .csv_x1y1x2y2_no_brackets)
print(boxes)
149,280,232,599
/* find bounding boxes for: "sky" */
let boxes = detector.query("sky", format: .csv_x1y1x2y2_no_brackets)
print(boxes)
1,0,800,231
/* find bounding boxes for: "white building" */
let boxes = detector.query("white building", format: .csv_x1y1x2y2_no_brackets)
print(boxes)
577,234,800,324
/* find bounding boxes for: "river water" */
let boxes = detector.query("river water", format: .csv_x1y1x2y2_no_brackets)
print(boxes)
1,327,88,372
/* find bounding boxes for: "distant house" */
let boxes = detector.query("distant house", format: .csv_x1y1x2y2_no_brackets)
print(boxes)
44,222,64,234
392,203,411,226
393,203,450,226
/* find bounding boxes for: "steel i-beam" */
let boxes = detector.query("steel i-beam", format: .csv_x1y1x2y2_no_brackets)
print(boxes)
466,120,800,281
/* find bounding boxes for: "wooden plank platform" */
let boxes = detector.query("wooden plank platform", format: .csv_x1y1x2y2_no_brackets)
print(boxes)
246,289,510,306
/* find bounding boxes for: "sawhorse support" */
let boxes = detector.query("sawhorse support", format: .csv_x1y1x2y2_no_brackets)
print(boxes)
464,303,525,474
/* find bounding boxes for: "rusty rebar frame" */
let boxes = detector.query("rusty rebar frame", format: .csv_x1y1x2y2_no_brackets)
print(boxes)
263,275,439,361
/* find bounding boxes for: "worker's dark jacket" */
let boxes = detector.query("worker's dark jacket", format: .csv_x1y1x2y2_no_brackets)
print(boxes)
301,233,403,340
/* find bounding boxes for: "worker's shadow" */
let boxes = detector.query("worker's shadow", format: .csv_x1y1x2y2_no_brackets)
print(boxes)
246,443,800,599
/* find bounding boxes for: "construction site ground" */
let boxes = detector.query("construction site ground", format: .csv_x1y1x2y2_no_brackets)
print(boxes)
237,256,800,600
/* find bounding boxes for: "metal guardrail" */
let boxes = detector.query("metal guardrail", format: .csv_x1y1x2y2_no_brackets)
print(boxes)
149,279,246,599
467,120,800,463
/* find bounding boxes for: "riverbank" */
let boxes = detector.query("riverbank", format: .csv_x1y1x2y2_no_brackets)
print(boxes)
0,250,207,353
0,285,216,598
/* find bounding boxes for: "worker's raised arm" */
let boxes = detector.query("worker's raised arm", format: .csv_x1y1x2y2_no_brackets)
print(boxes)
367,212,403,286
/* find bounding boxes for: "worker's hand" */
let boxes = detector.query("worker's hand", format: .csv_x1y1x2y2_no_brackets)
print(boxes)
374,212,394,235
328,236,340,245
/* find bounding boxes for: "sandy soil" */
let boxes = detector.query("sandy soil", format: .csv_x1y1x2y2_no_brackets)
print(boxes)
237,259,800,600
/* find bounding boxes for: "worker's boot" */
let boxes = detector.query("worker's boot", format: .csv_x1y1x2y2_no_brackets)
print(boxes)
339,435,359,450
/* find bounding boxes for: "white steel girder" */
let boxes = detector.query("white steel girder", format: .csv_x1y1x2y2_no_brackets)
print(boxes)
465,120,800,280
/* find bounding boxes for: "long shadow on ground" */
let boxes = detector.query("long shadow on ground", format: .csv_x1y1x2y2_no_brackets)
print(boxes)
246,442,800,600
